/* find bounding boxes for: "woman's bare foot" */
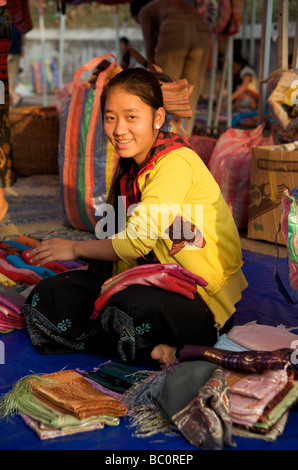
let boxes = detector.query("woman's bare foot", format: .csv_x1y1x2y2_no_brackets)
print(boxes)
151,344,177,368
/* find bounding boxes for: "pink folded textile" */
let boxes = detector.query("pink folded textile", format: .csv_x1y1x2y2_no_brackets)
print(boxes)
0,315,26,330
225,368,289,427
19,412,105,440
92,263,208,320
0,303,26,330
101,263,208,293
0,291,26,314
0,257,42,285
0,284,27,330
227,322,298,351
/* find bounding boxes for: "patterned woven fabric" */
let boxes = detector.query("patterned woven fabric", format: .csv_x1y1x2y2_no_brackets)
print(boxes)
123,360,235,450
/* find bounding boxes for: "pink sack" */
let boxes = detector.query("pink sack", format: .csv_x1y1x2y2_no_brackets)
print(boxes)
208,122,273,229
188,135,217,166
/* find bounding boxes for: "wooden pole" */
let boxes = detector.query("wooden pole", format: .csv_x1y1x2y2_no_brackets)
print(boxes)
278,0,289,70
292,9,298,68
38,0,48,107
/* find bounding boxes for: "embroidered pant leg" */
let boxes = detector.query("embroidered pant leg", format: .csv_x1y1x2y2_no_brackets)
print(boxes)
22,270,109,355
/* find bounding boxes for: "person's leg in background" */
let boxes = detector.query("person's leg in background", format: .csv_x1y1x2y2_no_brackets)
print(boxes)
154,17,188,81
7,52,21,107
154,15,211,137
182,26,211,136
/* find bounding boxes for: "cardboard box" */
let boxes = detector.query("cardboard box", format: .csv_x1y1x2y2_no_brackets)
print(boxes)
248,143,298,245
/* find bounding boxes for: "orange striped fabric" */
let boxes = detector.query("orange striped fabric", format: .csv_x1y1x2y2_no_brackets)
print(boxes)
160,79,193,118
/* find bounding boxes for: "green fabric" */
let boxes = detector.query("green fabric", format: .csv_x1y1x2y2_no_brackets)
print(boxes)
86,362,149,393
17,394,120,429
0,373,120,429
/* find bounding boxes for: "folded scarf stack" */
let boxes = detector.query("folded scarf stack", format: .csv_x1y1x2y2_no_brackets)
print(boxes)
110,325,298,449
0,369,127,440
73,326,298,449
78,359,235,450
217,322,298,440
92,263,208,320
0,284,27,332
226,367,296,437
0,237,84,333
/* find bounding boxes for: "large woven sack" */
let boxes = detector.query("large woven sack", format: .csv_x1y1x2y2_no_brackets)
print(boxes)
9,106,59,176
58,54,120,232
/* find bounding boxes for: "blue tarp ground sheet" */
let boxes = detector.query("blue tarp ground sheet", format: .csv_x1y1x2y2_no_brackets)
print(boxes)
1,248,298,452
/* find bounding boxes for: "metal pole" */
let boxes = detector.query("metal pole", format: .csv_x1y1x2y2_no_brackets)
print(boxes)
249,0,256,67
115,4,120,61
258,0,273,124
38,0,48,106
58,2,66,88
226,35,234,128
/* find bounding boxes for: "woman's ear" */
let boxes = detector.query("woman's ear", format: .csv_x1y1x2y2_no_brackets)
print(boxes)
154,107,166,130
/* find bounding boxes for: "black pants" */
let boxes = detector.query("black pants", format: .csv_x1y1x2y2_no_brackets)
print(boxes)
23,270,233,364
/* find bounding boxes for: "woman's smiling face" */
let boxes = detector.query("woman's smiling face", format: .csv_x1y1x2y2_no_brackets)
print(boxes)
103,86,165,168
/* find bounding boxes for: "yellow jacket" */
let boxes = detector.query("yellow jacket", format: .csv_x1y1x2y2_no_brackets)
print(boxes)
112,147,248,328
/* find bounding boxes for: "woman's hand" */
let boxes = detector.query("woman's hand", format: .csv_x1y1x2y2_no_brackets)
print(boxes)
29,238,78,265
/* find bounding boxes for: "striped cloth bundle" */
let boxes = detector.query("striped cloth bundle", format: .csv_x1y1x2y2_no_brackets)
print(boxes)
160,79,193,118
